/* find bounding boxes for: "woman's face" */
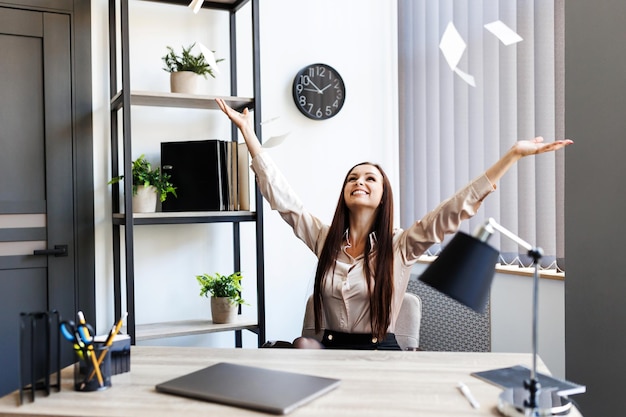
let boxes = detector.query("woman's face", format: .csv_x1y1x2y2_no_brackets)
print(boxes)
343,164,384,212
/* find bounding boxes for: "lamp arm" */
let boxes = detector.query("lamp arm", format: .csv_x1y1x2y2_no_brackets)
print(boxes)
475,218,544,410
475,218,534,252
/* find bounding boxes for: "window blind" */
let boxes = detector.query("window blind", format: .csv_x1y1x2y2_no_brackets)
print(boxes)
398,0,565,270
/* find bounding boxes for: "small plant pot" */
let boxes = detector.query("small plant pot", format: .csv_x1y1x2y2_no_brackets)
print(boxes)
170,71,201,94
211,297,238,324
132,185,157,213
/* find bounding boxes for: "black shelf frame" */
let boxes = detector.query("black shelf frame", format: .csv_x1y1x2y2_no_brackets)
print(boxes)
108,0,265,347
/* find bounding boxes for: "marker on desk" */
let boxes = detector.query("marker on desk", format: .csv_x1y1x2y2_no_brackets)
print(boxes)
457,381,480,409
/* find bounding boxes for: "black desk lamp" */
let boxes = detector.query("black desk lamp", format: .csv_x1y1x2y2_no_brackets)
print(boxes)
419,218,571,416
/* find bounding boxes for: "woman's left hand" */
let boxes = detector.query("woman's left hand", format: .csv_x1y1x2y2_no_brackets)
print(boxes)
512,136,574,157
485,136,574,184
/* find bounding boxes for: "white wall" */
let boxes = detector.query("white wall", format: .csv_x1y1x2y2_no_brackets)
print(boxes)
91,0,398,347
90,0,565,378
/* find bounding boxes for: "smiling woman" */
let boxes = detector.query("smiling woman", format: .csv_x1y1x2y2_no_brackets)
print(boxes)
215,98,570,351
343,164,385,214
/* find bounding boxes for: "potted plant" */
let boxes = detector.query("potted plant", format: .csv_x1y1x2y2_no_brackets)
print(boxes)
109,155,177,213
162,43,223,94
196,271,246,324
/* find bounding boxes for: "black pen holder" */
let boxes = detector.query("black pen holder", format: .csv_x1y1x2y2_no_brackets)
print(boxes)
74,343,112,392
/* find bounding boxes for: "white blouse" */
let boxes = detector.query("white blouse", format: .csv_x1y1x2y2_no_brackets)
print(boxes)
251,152,495,333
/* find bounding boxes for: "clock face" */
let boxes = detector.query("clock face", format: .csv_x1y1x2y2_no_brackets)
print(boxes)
292,63,345,120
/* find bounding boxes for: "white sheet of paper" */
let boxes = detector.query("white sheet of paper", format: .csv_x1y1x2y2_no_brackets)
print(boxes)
262,132,290,148
439,22,466,70
484,20,523,46
261,116,280,125
188,0,203,14
454,67,476,87
198,43,221,75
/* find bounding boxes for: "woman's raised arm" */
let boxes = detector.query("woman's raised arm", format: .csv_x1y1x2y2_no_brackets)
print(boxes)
484,136,573,184
215,98,263,158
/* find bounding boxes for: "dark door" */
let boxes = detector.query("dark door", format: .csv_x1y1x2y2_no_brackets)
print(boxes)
0,7,77,397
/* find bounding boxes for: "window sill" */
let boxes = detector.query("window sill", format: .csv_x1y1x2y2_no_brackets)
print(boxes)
416,255,565,281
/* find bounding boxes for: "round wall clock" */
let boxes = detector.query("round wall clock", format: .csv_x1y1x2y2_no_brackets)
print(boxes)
292,63,345,120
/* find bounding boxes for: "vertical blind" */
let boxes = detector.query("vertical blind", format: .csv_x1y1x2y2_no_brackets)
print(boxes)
398,0,565,270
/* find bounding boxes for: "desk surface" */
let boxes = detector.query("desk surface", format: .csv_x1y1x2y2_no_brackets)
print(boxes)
0,346,583,417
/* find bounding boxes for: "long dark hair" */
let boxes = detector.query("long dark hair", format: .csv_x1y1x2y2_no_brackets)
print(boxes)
313,162,395,340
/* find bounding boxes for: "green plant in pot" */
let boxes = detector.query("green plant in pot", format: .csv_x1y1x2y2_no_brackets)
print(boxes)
108,155,177,212
162,43,223,94
196,272,246,324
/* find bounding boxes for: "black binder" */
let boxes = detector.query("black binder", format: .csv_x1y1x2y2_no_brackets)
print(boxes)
161,139,231,211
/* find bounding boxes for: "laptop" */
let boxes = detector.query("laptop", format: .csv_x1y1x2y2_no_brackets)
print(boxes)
155,362,341,415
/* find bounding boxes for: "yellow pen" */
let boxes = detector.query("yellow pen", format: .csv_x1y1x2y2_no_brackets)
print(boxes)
77,311,104,387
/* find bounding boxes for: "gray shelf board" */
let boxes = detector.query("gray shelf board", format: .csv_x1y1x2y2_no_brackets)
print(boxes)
135,318,259,341
110,90,253,111
134,91,253,110
141,0,250,12
112,211,257,225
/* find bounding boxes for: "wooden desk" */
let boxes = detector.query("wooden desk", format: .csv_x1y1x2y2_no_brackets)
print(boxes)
0,347,583,417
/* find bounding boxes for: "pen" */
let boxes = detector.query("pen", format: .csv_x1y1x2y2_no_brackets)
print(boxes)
457,381,480,409
77,311,104,387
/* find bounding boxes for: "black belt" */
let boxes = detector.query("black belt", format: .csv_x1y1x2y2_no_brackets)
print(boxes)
321,330,401,350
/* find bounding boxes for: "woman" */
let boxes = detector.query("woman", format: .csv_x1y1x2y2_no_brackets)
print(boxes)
216,98,573,350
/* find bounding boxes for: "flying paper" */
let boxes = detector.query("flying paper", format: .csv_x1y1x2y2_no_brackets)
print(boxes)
188,0,203,14
454,68,476,87
262,132,291,149
484,20,523,46
198,43,221,75
439,22,466,70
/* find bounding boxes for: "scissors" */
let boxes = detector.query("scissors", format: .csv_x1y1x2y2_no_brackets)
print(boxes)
59,314,104,387
59,319,94,348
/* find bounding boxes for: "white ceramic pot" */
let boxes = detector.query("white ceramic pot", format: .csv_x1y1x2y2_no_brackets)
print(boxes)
132,185,157,213
210,297,238,324
170,71,201,94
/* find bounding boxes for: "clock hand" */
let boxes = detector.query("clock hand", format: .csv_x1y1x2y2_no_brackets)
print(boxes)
307,79,324,93
303,88,319,93
319,84,333,93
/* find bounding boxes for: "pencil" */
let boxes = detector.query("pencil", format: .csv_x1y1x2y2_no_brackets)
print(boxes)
88,312,128,382
77,311,104,387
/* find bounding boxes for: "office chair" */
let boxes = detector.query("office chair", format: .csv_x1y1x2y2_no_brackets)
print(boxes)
407,275,491,351
301,292,423,351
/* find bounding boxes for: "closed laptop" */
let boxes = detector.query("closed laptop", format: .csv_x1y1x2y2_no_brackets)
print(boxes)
155,362,341,415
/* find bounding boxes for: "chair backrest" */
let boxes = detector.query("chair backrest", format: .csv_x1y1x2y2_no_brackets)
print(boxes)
407,276,491,352
394,292,422,350
301,292,423,351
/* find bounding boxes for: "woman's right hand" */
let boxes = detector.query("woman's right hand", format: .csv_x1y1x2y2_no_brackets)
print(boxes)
215,98,252,132
215,98,263,158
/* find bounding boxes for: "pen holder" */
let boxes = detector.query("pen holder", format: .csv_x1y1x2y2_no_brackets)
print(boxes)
74,343,112,392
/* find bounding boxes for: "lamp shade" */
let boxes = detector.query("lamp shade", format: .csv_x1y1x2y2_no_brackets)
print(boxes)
419,232,499,312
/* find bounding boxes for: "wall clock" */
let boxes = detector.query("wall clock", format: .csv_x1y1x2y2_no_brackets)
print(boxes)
292,63,345,120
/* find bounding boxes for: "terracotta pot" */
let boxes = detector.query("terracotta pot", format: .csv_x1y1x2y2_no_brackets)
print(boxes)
210,297,238,324
170,71,201,94
132,185,157,213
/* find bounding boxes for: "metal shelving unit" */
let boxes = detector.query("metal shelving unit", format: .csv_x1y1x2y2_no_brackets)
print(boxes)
108,0,265,346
